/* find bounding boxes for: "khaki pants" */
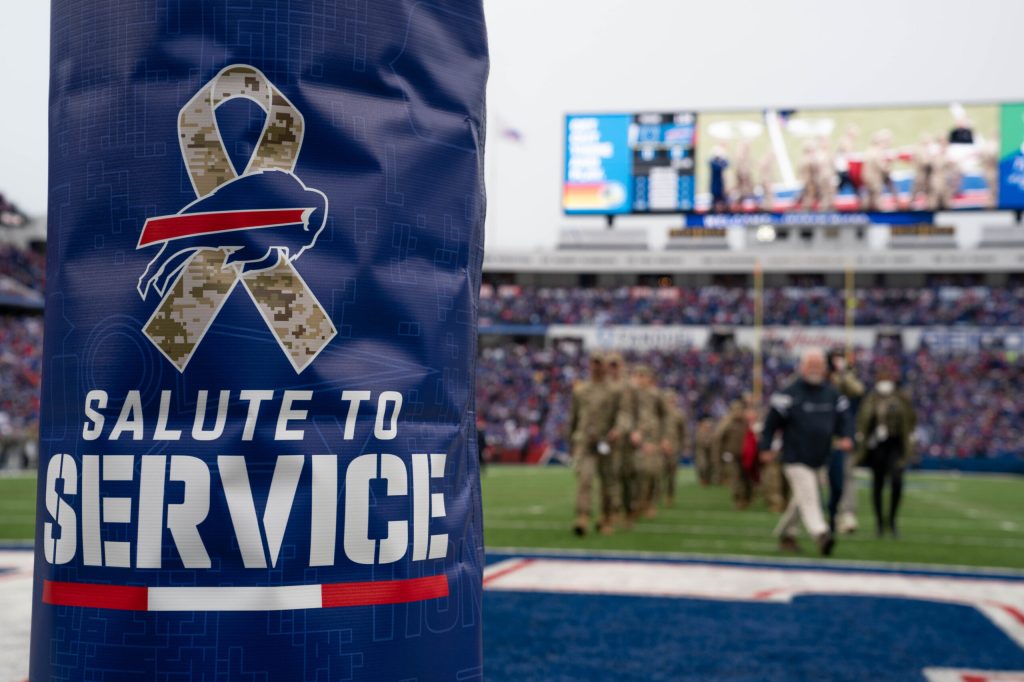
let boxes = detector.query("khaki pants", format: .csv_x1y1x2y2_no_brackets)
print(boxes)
774,463,829,539
574,445,620,521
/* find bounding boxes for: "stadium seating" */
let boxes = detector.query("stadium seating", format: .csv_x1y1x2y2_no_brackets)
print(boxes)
0,239,1019,466
480,284,1024,327
476,343,1024,462
0,315,42,444
0,243,45,293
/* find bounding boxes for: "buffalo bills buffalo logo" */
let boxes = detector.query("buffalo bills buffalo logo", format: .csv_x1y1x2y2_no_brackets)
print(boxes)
137,169,328,299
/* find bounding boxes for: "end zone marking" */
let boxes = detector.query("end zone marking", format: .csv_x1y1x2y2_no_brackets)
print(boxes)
924,669,1024,682
484,557,1024,650
483,558,534,586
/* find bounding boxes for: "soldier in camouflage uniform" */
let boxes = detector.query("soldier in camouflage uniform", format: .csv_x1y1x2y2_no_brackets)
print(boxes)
714,400,754,509
569,353,622,536
856,371,917,537
748,391,786,513
660,388,688,506
628,365,666,520
694,417,716,486
606,352,637,527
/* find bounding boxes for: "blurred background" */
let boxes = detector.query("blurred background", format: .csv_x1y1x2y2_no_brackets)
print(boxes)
3,1,1024,681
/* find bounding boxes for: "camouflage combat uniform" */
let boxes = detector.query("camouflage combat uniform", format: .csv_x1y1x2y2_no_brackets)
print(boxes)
569,374,621,533
630,379,666,518
694,418,716,486
660,389,688,506
714,401,752,507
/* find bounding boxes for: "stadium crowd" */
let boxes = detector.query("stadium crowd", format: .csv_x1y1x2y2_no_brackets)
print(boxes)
0,243,45,292
479,284,1024,327
476,342,1024,462
0,315,42,466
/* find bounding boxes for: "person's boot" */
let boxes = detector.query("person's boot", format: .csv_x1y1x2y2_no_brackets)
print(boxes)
816,531,836,556
573,515,589,537
837,512,859,535
598,517,615,536
888,518,900,539
778,535,801,553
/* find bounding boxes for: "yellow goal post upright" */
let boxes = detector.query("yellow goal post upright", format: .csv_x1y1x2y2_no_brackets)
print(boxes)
752,258,763,410
845,258,856,363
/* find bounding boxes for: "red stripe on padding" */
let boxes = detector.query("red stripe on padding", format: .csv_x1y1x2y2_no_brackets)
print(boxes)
139,208,309,246
321,575,448,608
43,580,148,611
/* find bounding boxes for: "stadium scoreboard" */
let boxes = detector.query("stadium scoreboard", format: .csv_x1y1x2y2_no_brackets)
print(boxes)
564,112,696,214
564,102,1024,218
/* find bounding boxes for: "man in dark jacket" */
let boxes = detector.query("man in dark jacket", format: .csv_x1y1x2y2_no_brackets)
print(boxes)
760,348,854,556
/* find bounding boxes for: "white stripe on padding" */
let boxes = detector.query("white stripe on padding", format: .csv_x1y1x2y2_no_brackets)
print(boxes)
147,584,321,611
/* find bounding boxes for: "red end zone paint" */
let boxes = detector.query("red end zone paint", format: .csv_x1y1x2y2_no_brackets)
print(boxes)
482,558,535,586
43,580,148,611
998,604,1024,627
138,208,311,246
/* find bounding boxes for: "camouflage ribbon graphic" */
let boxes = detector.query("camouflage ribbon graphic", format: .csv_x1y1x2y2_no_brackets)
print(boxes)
141,65,336,373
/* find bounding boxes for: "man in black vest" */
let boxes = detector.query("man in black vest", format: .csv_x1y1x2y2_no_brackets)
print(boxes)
760,348,854,555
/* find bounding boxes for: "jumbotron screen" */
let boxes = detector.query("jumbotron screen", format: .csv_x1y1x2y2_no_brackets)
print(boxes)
563,103,1024,216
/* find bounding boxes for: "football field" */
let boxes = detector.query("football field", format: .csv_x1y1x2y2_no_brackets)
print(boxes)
4,468,1024,681
482,465,1024,571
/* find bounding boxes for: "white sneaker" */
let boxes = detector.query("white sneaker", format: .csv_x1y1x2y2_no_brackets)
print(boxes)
837,512,859,535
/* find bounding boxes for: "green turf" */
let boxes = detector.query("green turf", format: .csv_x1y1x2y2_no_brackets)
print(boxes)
5,467,1023,570
0,474,36,541
482,465,1024,571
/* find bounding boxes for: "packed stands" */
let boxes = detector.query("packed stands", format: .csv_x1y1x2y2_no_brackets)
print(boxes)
476,342,1024,462
479,284,1024,327
0,315,42,464
0,241,1019,466
0,243,45,293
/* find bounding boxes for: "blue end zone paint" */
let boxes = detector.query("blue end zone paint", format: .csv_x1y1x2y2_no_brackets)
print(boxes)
484,590,1024,682
486,550,1024,583
0,544,33,551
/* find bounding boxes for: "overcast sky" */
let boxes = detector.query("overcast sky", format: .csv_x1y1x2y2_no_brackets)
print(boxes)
2,1,1023,249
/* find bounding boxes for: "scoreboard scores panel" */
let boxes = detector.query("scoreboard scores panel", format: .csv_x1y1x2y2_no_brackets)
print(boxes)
563,112,696,215
631,113,696,213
